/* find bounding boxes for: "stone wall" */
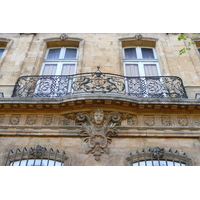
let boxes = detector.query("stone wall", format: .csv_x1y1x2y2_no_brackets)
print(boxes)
0,33,200,98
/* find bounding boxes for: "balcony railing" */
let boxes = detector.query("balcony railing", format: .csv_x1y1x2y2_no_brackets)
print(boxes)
12,68,188,98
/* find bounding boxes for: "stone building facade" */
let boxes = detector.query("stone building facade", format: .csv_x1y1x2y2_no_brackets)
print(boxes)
0,33,200,166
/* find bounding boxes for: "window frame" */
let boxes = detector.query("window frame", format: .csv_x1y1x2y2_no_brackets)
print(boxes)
123,46,161,77
41,46,78,75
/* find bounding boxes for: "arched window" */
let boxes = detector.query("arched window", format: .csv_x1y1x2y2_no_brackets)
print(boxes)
126,147,191,166
5,145,68,166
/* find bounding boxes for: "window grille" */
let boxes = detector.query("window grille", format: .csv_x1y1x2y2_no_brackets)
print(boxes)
5,145,67,166
126,147,191,166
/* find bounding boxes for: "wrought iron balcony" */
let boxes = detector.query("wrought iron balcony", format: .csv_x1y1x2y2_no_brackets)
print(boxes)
12,68,188,98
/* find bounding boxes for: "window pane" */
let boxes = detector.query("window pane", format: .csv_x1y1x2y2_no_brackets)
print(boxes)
124,48,137,59
47,48,61,59
141,48,154,59
0,48,5,57
198,48,200,53
144,64,159,76
10,159,63,166
64,48,77,59
125,64,139,76
133,160,185,166
42,64,57,75
61,64,76,75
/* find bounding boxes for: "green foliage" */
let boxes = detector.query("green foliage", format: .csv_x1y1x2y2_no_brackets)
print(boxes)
178,33,200,55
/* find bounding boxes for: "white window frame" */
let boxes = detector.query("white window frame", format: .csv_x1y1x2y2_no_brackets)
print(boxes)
41,47,78,75
0,47,5,58
123,46,161,77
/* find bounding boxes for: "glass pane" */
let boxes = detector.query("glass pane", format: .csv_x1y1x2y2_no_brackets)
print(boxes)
198,48,200,54
42,64,57,75
47,48,61,59
10,159,63,166
133,160,185,166
64,48,77,59
61,64,76,75
144,64,159,76
0,48,5,57
125,64,139,76
141,48,155,59
124,48,137,59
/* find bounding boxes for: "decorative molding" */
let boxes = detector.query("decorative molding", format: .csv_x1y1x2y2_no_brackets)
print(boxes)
135,33,142,40
9,117,20,125
43,117,53,125
144,116,155,126
194,118,200,126
75,109,122,161
0,117,4,124
161,116,172,126
127,116,138,126
177,117,188,126
26,117,37,125
60,33,68,41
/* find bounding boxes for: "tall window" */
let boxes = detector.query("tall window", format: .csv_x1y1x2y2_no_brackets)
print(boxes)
123,46,165,98
0,48,5,58
41,47,78,76
123,47,161,77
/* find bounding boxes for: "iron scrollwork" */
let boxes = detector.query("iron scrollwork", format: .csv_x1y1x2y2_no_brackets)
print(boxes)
12,67,188,98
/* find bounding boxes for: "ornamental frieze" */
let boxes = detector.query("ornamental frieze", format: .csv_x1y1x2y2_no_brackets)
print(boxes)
2,114,200,130
26,117,37,125
0,117,4,124
194,118,200,126
177,116,188,126
43,117,53,126
144,116,155,126
127,116,138,126
161,116,172,126
9,117,20,125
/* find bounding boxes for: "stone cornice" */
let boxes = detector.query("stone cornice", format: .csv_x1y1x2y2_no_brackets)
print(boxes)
0,94,200,114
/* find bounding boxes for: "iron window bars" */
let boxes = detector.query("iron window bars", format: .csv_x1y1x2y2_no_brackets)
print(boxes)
126,147,191,166
5,145,67,166
12,67,188,99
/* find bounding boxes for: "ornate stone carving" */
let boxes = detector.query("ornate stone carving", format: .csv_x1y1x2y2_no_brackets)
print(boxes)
178,117,188,126
144,117,155,126
161,117,172,126
26,117,37,125
60,118,70,126
152,147,164,159
135,33,142,40
30,145,44,158
0,117,4,124
43,117,53,125
127,116,138,126
10,117,20,125
75,109,121,161
194,118,200,126
60,33,68,40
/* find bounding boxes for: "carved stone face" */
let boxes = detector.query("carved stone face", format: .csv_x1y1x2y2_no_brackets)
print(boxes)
94,111,104,124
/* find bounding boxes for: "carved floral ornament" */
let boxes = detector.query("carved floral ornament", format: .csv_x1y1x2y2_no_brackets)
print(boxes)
68,109,123,161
